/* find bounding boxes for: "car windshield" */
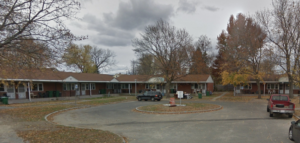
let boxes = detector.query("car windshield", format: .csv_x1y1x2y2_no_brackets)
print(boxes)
272,95,288,101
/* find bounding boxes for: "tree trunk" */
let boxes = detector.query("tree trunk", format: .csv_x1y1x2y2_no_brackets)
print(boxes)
234,86,236,96
256,80,261,99
288,74,294,98
165,82,171,98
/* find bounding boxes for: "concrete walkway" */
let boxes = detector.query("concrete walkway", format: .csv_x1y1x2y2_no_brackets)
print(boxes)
0,120,23,143
212,92,227,101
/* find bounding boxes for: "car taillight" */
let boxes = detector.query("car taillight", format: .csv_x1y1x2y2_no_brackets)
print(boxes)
155,95,157,97
271,104,273,108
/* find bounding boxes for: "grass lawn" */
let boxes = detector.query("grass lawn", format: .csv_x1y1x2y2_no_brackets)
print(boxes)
216,92,269,102
0,96,134,143
138,103,220,113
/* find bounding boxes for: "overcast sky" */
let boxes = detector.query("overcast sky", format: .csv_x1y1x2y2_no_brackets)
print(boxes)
66,0,273,74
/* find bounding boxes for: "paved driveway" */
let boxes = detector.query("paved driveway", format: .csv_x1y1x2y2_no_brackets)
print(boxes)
53,100,294,143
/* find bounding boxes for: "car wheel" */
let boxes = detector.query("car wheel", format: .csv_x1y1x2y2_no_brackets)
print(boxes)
289,128,294,141
269,112,273,117
151,97,155,101
267,107,270,112
288,114,293,118
138,97,142,101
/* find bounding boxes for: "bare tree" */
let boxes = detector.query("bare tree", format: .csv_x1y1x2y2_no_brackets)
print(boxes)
90,47,116,73
0,0,84,74
256,0,300,98
133,20,193,97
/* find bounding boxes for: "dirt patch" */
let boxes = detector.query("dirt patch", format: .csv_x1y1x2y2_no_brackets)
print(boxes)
134,103,222,114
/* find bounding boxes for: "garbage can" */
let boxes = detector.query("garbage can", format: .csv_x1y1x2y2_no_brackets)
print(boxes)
198,93,202,99
47,91,53,97
1,97,8,105
206,91,210,96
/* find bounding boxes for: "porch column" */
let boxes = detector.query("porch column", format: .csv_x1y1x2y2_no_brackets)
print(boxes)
129,83,131,95
264,83,265,96
89,83,91,96
135,79,137,96
28,82,31,102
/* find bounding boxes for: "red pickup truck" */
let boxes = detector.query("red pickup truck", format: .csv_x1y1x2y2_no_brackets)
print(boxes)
267,94,295,118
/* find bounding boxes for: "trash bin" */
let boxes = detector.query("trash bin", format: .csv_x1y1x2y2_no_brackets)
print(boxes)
206,91,210,96
47,91,53,97
1,97,8,105
198,93,202,99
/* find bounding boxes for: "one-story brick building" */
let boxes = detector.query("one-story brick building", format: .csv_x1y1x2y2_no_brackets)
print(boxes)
0,70,214,99
235,75,300,95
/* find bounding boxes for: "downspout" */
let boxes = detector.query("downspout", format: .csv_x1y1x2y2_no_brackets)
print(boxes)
28,82,31,102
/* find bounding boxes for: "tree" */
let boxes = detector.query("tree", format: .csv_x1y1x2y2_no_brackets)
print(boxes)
220,13,267,98
256,0,300,98
133,20,193,97
63,44,97,73
90,47,116,74
221,71,249,96
212,31,227,84
0,0,83,49
0,0,84,75
189,47,209,74
194,35,212,66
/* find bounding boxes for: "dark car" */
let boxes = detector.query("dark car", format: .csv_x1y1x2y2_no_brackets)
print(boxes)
136,91,163,101
289,119,300,142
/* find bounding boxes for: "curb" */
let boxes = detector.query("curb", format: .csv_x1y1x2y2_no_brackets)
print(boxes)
294,114,300,120
135,105,223,114
44,106,126,143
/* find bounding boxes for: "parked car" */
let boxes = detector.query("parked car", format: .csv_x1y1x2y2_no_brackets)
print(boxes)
289,119,300,142
267,94,295,118
136,91,163,101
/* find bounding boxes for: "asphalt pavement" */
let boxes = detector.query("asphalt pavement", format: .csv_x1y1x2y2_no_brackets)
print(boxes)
53,99,294,143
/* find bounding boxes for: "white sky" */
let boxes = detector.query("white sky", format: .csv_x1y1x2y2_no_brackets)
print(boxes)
66,0,273,74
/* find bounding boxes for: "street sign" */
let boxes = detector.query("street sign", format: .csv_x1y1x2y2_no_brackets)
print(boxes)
177,91,183,98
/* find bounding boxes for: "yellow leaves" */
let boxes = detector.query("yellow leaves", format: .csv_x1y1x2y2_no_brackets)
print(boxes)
221,71,249,86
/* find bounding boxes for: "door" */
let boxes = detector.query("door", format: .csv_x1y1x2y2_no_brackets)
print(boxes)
279,84,283,94
75,84,80,96
18,84,26,99
81,84,86,95
285,83,290,94
7,85,15,99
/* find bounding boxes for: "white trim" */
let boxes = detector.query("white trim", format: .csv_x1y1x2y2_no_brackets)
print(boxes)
63,76,78,82
110,78,119,82
206,75,214,83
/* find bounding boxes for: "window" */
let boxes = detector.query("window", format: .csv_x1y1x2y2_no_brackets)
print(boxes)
0,84,5,92
170,84,177,89
32,83,43,91
107,84,113,89
121,84,131,89
150,84,156,89
91,83,95,90
63,84,70,91
157,84,161,89
244,84,252,89
267,84,278,89
294,84,300,89
145,84,149,89
272,95,288,101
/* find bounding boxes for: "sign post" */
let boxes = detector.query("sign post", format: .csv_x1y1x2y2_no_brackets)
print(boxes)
177,91,183,105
